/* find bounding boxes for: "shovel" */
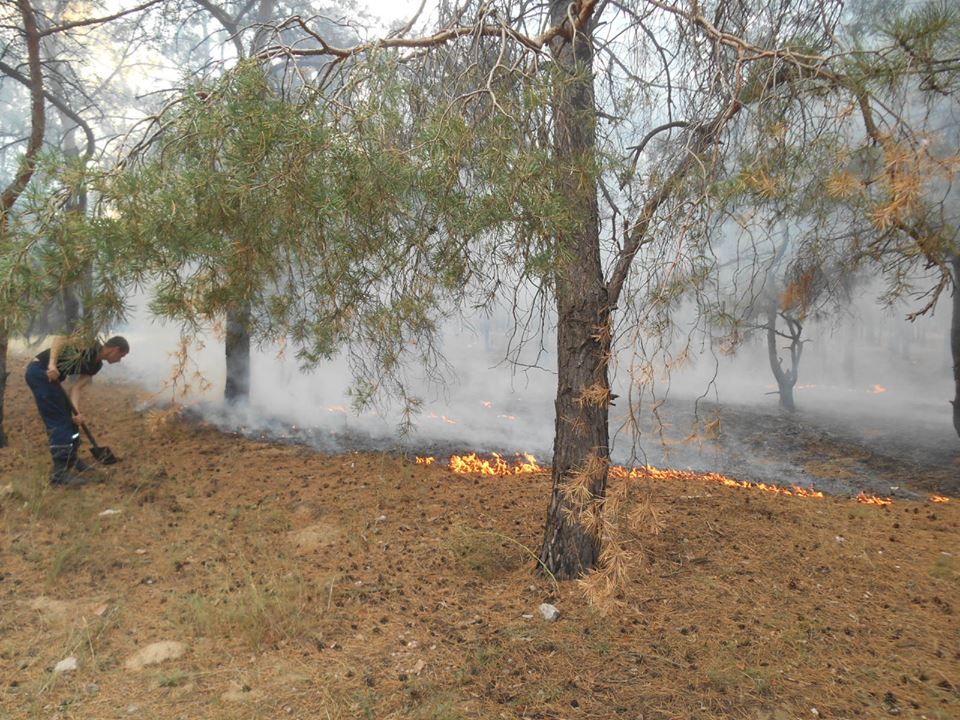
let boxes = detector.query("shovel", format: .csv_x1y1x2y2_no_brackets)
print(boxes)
57,385,119,465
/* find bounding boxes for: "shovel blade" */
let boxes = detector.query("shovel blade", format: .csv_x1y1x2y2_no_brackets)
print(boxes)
91,446,119,465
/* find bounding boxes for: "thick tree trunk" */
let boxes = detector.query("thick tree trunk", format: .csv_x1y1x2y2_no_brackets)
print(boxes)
776,377,796,413
224,304,251,403
220,0,275,407
951,253,960,439
539,3,610,579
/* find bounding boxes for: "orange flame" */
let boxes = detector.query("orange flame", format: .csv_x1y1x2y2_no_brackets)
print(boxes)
481,401,493,409
411,453,545,475
871,384,887,394
428,412,458,425
416,454,915,507
856,491,893,506
608,465,825,498
448,452,545,475
930,495,950,503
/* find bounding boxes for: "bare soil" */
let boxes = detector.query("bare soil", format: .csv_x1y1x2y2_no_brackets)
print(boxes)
1,369,958,720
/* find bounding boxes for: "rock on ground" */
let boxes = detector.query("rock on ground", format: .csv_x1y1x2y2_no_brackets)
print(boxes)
53,656,78,674
539,603,560,621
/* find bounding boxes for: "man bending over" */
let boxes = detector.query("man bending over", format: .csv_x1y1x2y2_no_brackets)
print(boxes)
25,335,129,486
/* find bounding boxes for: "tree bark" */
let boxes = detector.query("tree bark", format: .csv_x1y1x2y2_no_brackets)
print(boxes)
951,253,960,439
224,303,251,403
766,305,797,412
539,2,610,579
0,0,45,448
219,0,276,405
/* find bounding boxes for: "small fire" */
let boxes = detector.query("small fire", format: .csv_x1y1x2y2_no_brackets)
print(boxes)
327,405,346,413
414,454,928,507
481,401,493,409
870,384,887,394
428,412,459,425
608,465,825,498
498,414,517,421
448,452,545,475
931,495,950,503
856,491,893,506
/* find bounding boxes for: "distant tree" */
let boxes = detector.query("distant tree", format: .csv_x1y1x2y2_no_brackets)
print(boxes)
155,0,360,404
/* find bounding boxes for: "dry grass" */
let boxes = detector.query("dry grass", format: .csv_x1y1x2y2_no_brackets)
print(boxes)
1,371,958,720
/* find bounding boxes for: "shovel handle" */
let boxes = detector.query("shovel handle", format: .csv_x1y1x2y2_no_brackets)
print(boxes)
56,384,103,448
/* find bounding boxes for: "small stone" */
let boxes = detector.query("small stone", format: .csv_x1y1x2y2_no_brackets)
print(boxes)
85,683,99,695
412,659,426,675
99,508,122,516
53,656,77,674
126,704,140,714
539,603,560,621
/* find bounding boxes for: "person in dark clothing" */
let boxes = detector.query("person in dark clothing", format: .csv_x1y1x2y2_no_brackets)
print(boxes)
25,335,130,486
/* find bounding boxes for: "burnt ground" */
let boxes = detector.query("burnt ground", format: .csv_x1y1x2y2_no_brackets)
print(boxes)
195,391,960,501
623,399,960,500
1,368,959,720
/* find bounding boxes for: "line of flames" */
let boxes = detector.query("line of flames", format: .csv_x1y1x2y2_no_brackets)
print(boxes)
414,453,950,506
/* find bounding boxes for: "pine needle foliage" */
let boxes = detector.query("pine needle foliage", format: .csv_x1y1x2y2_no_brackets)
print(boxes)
72,59,578,418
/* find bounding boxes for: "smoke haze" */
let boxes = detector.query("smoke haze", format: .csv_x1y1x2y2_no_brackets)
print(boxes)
107,282,955,498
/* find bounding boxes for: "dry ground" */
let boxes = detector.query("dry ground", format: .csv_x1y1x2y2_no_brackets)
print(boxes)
1,367,958,720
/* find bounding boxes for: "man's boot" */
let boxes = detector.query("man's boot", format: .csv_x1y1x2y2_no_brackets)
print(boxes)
68,440,95,473
51,446,87,487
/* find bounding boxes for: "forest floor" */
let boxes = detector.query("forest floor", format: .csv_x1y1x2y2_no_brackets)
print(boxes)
1,366,959,720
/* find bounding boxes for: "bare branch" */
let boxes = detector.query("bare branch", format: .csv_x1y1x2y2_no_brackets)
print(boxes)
0,59,94,160
257,0,600,61
38,0,165,38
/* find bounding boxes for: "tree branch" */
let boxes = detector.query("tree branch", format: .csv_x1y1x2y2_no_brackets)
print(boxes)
257,0,600,61
1,0,44,219
0,59,94,160
38,0,165,37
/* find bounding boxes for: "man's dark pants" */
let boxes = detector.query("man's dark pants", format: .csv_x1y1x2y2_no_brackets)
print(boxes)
25,360,80,476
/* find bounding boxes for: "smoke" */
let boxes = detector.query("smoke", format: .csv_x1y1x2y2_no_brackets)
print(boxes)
113,277,955,488
115,292,560,456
